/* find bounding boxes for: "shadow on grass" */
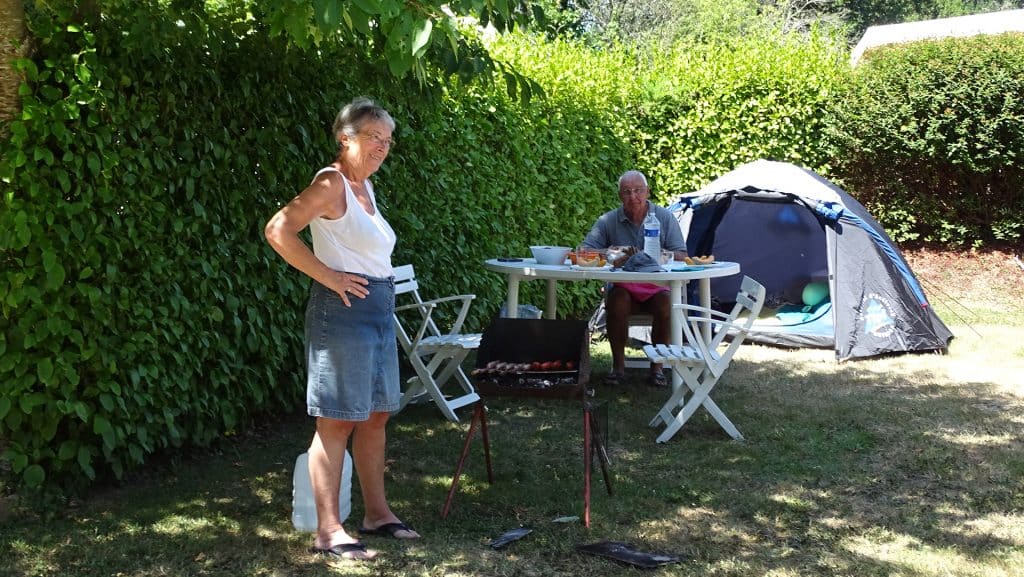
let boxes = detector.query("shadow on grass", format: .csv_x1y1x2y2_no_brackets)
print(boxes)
1,416,335,577
3,347,1023,576
619,353,1024,575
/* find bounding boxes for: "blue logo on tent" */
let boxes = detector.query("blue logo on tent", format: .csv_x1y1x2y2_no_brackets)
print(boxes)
777,205,802,225
862,295,895,338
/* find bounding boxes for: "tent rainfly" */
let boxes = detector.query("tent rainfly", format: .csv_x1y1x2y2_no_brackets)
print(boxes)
671,159,953,361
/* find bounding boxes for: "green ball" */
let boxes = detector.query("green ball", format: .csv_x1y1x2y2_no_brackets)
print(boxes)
802,282,830,307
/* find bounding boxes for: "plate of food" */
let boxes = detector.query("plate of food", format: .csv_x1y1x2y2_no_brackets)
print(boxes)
570,248,607,268
669,255,718,271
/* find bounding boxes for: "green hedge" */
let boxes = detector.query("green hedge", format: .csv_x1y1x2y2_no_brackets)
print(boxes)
630,33,849,201
0,3,633,494
492,31,850,205
0,2,352,493
827,32,1024,246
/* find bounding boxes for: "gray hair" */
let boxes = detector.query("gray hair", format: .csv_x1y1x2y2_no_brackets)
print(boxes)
333,97,396,143
618,170,648,188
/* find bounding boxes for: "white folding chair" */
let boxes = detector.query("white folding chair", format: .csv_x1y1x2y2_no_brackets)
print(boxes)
643,276,766,443
393,264,481,422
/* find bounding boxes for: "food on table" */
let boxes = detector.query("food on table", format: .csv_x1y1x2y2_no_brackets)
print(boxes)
576,248,606,267
682,254,715,265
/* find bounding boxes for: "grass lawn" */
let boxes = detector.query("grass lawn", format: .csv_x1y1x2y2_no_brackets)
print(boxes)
2,248,1023,576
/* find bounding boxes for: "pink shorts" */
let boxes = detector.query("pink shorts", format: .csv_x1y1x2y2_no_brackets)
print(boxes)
614,282,669,302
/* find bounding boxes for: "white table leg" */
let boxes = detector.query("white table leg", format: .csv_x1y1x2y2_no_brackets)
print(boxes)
668,280,684,392
506,275,521,318
545,279,557,319
699,278,712,344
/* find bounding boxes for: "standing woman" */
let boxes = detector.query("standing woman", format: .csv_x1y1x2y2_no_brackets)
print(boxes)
265,97,420,562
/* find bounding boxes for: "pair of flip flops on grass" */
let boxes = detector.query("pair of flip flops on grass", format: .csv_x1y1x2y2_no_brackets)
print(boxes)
309,522,418,561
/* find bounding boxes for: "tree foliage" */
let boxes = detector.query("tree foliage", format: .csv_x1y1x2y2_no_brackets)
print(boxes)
247,0,557,101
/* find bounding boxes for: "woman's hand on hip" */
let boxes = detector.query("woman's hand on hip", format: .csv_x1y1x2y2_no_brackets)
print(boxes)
329,271,370,307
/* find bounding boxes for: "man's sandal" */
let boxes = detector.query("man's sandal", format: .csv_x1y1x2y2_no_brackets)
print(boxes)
647,371,668,387
604,371,625,386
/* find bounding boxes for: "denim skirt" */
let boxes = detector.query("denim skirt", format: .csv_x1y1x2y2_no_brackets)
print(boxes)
304,275,400,421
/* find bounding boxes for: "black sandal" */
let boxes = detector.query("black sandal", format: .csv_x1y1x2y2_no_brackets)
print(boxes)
647,371,668,387
603,371,625,386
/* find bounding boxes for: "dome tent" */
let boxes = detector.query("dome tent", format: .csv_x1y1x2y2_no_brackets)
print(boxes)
671,160,953,361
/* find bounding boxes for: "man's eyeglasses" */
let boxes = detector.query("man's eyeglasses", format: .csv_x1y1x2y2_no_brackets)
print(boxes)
360,133,394,149
619,187,647,197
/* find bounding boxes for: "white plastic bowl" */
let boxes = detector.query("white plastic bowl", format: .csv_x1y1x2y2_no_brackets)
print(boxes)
530,246,571,266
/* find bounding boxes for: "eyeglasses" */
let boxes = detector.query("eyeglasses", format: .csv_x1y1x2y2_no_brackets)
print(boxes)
619,187,647,197
359,132,394,149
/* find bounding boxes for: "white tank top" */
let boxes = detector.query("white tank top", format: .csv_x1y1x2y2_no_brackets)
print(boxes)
308,167,396,278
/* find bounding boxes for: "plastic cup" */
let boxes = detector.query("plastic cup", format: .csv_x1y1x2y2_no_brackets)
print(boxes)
660,250,674,266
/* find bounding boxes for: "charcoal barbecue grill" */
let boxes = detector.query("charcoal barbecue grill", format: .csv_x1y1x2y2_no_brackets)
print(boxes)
442,318,612,527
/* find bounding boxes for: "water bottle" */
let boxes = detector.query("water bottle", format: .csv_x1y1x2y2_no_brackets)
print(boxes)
643,207,661,262
292,450,353,532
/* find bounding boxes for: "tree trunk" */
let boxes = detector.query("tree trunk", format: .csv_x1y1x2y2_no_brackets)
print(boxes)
1,0,26,130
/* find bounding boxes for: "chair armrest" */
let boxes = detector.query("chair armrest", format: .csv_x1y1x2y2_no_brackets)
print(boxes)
672,305,734,352
438,294,476,335
394,294,476,315
671,303,731,320
394,301,439,348
681,316,753,371
395,301,438,313
685,316,751,338
395,294,477,345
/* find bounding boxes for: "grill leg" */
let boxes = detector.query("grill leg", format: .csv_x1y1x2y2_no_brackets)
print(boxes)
442,402,490,518
479,403,494,483
583,407,592,528
588,407,613,496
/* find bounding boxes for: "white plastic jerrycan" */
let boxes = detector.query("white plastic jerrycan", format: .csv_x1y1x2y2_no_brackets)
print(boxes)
291,450,352,532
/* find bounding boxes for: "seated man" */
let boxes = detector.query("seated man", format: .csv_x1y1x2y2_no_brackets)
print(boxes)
582,170,688,387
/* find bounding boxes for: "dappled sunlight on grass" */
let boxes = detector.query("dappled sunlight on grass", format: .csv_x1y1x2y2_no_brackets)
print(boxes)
844,530,1024,577
767,486,822,513
960,513,1024,546
942,326,1024,393
422,474,460,490
151,514,237,535
736,324,1024,398
933,429,1018,447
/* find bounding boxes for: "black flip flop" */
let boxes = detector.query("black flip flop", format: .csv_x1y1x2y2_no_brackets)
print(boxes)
309,541,375,561
359,521,419,539
577,541,680,568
